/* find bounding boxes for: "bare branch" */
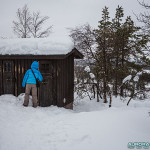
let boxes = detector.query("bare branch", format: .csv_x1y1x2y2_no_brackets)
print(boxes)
137,0,150,9
29,11,52,38
69,24,97,60
136,0,150,36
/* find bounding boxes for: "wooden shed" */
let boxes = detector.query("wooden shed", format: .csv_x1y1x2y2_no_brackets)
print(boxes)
0,38,83,109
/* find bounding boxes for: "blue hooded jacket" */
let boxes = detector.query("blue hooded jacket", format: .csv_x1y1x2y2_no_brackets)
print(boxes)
22,61,43,87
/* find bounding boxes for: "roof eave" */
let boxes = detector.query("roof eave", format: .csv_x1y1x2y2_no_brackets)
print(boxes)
0,48,83,60
65,48,83,59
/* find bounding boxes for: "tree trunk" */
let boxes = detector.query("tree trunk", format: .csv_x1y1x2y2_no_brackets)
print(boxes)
103,76,107,103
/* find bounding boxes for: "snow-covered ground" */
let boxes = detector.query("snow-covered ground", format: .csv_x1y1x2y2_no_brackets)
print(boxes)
0,94,150,150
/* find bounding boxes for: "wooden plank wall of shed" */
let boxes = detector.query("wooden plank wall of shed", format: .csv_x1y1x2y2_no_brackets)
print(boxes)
0,57,74,108
0,60,2,95
56,55,74,108
16,59,33,96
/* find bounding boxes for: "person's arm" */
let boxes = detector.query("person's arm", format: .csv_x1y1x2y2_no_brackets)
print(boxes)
38,71,43,82
22,70,29,87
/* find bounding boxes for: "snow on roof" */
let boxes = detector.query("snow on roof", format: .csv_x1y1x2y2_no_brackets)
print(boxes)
0,37,74,55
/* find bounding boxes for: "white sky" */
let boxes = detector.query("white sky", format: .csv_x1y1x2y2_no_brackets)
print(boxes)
0,0,149,38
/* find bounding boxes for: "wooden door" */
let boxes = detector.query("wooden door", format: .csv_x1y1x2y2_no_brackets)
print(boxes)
3,60,15,94
39,61,56,107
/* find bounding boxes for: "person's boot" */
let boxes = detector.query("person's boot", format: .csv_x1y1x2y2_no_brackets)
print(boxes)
23,104,28,107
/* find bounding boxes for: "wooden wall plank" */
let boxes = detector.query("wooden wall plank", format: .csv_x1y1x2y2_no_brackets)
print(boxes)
0,60,3,95
17,60,21,95
67,55,74,108
66,57,69,104
14,60,17,96
20,60,25,94
71,55,74,104
57,60,62,107
52,60,57,106
12,60,15,95
16,60,18,95
61,59,65,107
59,59,62,107
62,59,65,106
64,58,68,106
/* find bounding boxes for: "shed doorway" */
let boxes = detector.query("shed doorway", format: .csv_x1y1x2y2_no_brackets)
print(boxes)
39,61,57,107
3,60,15,94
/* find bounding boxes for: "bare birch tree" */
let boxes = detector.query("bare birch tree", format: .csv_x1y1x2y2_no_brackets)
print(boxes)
13,5,52,38
13,5,31,38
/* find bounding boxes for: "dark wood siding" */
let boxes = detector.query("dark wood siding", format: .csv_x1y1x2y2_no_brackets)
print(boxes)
52,60,57,106
17,60,25,95
13,59,33,96
14,59,18,96
0,55,77,109
56,59,63,107
17,60,21,95
66,55,74,108
56,55,74,108
0,60,2,95
3,60,15,94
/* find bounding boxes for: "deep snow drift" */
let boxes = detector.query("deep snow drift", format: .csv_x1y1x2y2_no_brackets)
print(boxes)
0,94,150,150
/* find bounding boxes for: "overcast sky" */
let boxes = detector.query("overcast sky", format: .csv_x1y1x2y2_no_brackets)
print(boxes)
0,0,149,38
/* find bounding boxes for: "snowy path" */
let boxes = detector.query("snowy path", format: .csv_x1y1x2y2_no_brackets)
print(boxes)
0,95,150,150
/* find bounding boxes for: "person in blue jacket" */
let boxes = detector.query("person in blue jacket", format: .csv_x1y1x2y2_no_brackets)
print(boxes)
22,61,43,107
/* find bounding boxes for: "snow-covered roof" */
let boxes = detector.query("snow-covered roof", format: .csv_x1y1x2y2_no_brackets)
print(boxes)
0,37,75,55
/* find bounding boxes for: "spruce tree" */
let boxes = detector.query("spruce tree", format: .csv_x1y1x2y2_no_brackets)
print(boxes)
111,6,124,96
95,6,112,103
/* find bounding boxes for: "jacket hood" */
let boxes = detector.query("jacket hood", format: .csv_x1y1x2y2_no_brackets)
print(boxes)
31,61,39,70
